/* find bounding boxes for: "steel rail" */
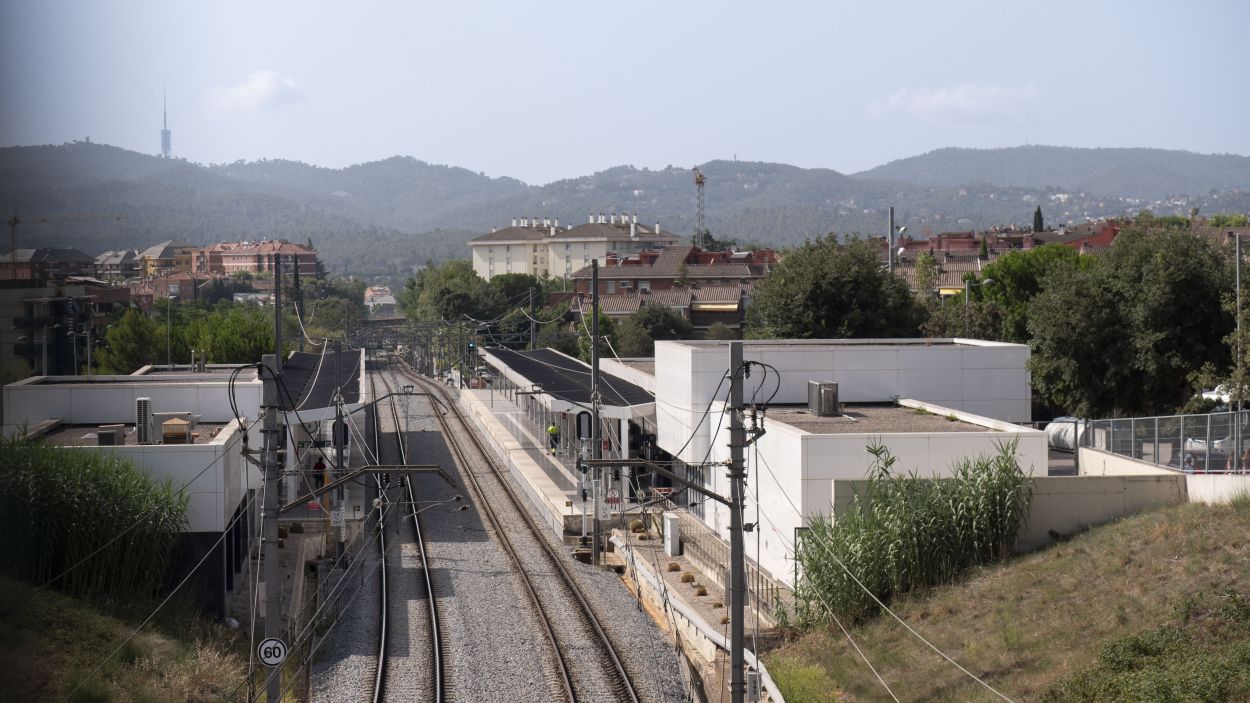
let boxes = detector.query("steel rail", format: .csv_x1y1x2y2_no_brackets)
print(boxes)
376,362,446,702
397,357,639,703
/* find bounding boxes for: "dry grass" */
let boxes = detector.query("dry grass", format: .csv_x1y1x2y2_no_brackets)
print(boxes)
0,575,247,702
766,500,1250,702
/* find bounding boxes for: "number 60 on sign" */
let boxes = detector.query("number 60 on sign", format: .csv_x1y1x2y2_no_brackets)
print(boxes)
258,637,288,667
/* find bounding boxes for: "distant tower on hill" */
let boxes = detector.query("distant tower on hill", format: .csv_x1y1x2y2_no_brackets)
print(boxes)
160,89,171,158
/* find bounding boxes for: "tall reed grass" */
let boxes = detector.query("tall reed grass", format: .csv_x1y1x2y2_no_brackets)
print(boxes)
0,437,187,597
794,440,1032,625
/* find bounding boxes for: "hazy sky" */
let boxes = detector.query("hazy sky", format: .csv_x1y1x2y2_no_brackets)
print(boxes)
2,1,1247,184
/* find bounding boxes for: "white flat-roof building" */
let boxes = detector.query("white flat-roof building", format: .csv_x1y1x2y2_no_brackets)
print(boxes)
651,339,1044,588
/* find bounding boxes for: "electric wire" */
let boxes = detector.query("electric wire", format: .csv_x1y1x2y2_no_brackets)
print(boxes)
60,487,261,703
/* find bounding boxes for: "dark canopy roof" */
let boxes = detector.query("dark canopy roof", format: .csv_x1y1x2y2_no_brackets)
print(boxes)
280,348,361,410
486,348,652,408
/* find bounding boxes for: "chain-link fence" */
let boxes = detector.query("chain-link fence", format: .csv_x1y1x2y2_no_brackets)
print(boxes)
1084,410,1250,473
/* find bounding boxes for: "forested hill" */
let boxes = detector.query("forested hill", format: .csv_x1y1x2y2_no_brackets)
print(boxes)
3,142,1248,277
854,146,1250,199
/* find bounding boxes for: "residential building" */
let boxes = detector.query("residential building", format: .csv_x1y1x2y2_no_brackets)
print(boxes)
468,214,681,280
139,239,198,275
365,286,399,317
94,249,141,280
2,278,129,376
198,240,318,276
0,247,96,282
570,245,775,296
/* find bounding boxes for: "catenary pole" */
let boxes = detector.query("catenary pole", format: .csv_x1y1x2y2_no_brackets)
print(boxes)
591,259,602,566
334,339,346,562
728,340,746,703
260,353,283,702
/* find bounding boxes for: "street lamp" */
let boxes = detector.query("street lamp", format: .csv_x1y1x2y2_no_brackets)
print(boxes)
963,278,994,338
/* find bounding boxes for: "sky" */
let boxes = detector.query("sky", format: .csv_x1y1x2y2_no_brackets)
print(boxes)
1,0,1247,185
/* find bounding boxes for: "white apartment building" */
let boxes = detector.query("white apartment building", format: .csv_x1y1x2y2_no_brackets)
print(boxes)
469,213,680,280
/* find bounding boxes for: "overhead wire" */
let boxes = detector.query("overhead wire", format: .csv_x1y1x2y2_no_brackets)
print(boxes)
60,487,261,703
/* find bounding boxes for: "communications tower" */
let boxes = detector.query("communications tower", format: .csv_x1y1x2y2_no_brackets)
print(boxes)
160,90,171,158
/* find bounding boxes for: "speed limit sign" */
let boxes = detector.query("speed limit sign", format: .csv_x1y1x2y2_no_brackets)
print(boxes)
257,637,288,667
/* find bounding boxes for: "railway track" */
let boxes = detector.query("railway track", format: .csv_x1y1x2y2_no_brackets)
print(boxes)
369,357,446,703
392,355,641,703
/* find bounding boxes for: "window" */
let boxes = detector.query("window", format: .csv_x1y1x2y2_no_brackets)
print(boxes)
620,280,633,288
606,281,616,294
638,280,651,292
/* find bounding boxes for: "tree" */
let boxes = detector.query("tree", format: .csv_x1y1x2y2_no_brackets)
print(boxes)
615,305,694,357
1028,226,1233,416
974,244,1090,343
489,272,541,306
747,237,925,339
914,250,940,297
400,260,503,322
96,309,163,374
577,306,617,363
1033,205,1044,233
1208,213,1250,228
978,236,989,259
184,306,275,364
705,322,738,340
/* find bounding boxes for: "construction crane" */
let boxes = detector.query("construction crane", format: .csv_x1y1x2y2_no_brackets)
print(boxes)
692,167,710,249
6,212,127,267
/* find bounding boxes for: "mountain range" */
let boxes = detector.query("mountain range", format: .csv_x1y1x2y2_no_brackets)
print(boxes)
1,142,1247,278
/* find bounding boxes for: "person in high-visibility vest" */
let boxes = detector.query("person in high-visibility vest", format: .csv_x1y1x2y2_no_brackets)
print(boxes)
547,422,560,455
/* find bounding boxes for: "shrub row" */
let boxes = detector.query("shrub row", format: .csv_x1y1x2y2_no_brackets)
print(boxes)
0,438,187,597
794,440,1032,625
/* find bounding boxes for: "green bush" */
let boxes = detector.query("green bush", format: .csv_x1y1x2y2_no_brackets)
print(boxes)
0,438,187,597
794,440,1032,624
1043,590,1250,702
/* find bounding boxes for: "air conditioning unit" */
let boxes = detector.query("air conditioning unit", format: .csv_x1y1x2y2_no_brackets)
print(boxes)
807,380,840,417
96,424,125,446
136,397,155,444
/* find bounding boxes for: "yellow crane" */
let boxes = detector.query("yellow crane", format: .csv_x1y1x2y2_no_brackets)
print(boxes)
6,211,127,267
692,167,710,249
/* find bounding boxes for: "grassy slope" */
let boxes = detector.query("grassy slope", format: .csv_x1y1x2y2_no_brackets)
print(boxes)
766,500,1250,702
0,576,246,702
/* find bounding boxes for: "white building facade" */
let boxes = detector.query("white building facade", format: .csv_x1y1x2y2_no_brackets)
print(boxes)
469,214,680,280
653,339,1043,587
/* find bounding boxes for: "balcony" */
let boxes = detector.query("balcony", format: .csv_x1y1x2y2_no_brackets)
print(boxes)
11,316,55,329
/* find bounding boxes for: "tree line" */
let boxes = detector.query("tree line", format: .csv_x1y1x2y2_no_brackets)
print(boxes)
401,212,1248,419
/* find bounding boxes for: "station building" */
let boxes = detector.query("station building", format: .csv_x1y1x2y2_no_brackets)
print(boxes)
2,347,366,616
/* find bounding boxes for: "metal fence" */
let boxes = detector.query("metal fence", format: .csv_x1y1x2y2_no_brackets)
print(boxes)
1083,410,1250,473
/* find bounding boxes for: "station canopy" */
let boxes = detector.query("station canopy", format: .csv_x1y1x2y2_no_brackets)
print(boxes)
483,348,653,411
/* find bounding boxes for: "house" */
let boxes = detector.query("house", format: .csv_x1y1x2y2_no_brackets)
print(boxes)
364,286,399,317
468,214,681,280
0,247,96,282
94,249,141,280
1,278,131,376
139,239,198,275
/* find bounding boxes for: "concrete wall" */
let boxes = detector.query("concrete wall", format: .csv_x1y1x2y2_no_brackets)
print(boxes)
1080,446,1250,505
1078,447,1176,476
655,339,1032,466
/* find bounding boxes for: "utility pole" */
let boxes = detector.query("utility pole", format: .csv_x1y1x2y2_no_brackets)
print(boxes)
260,353,283,703
888,206,896,273
274,254,283,364
528,287,536,350
591,260,603,566
334,339,346,563
728,340,747,703
293,255,304,353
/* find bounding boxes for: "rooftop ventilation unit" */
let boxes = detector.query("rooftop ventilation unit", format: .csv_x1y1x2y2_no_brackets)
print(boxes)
96,424,125,446
136,397,154,444
807,380,840,417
